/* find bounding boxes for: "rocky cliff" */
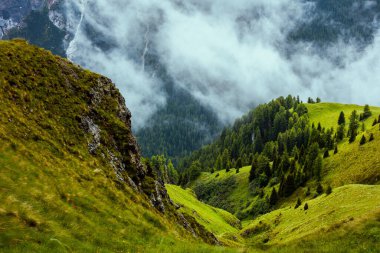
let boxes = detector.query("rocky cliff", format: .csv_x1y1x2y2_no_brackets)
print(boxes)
0,39,218,246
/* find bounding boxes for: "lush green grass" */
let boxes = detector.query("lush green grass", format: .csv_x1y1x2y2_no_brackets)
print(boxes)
306,102,380,186
0,40,241,253
166,185,243,246
306,102,380,130
241,184,380,246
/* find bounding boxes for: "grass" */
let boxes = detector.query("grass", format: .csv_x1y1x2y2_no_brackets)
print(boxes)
0,40,240,253
166,185,243,246
241,184,380,246
306,102,380,130
306,102,380,186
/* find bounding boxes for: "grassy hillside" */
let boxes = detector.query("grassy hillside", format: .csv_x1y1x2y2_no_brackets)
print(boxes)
242,184,380,249
174,102,380,251
0,39,235,252
306,102,380,130
306,102,380,186
166,185,242,246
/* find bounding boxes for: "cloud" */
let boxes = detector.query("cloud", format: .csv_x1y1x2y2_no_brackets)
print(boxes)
64,0,380,128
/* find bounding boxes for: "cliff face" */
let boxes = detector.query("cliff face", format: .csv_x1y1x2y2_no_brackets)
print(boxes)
0,39,218,245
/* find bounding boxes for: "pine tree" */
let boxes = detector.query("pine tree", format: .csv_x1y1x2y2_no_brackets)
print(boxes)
316,97,321,103
337,124,345,141
249,158,257,182
348,110,359,143
253,128,264,153
326,185,332,195
323,149,329,158
360,135,367,145
236,157,242,170
373,119,378,126
363,104,372,119
338,111,345,125
334,145,338,154
304,203,309,210
295,197,302,209
269,188,278,206
369,133,374,142
361,122,365,132
316,183,324,195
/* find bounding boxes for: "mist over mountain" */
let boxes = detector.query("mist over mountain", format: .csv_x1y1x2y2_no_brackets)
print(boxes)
1,0,380,158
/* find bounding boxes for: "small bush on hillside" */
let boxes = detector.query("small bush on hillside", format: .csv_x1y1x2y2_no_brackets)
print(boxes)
305,187,311,197
215,173,219,178
295,198,302,209
316,183,324,195
369,133,374,142
360,135,367,145
304,203,309,210
326,185,332,195
236,167,240,173
323,149,330,158
334,146,338,154
269,188,278,206
373,119,378,126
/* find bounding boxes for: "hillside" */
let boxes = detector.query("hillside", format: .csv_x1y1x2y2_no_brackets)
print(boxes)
166,185,243,246
0,40,228,252
167,101,380,251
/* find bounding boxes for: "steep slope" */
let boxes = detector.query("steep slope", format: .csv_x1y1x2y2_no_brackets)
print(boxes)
175,101,380,251
0,40,224,252
242,184,380,250
166,184,242,246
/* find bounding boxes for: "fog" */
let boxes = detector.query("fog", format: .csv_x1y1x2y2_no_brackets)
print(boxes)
65,0,380,128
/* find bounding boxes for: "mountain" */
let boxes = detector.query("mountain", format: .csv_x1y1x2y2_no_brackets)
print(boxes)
1,0,380,161
167,101,380,251
0,40,223,252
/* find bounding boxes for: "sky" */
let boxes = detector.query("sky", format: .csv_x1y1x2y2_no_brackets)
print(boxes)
64,0,380,128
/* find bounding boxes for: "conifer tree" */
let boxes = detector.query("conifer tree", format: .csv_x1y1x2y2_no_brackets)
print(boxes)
360,135,367,145
323,149,329,158
363,104,372,119
337,124,345,141
326,185,332,195
295,197,302,209
369,133,374,142
348,110,359,143
236,157,242,170
316,183,324,195
334,145,338,154
338,111,345,125
304,203,309,210
269,188,278,206
249,158,257,182
373,118,378,126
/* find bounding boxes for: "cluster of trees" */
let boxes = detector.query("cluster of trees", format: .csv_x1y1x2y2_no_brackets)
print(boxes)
179,96,377,216
147,155,179,184
137,80,222,165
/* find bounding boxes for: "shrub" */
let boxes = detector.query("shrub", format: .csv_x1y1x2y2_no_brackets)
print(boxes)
369,133,374,142
326,185,332,195
316,183,324,195
360,135,367,146
334,146,338,154
304,203,309,210
323,149,330,158
295,198,302,209
305,187,311,197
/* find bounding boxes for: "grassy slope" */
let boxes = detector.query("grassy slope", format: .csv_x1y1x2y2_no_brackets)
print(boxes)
166,184,242,246
177,102,380,251
242,184,380,245
306,102,380,130
0,40,237,253
306,102,380,186
191,167,274,219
